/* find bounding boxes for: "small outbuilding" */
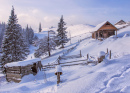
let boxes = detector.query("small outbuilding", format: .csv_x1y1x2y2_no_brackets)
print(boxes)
115,20,126,25
4,58,42,83
115,20,129,29
91,21,118,40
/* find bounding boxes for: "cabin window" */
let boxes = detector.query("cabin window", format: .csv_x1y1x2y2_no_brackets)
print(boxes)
108,31,114,36
106,23,110,26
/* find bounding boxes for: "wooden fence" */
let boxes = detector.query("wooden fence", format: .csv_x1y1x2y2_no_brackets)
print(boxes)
42,48,112,71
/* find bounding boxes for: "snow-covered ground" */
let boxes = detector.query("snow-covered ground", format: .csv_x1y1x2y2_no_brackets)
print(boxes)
0,24,130,93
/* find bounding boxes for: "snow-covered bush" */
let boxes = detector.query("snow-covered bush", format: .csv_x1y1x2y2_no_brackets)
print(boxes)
34,36,56,57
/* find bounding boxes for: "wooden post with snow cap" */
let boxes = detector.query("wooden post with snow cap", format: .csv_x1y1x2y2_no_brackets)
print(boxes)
98,51,105,63
109,50,111,59
55,65,62,85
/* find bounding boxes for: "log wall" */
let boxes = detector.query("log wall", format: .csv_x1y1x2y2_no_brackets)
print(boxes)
5,61,42,83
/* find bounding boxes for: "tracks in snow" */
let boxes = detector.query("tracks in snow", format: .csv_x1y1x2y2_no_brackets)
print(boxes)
96,64,130,93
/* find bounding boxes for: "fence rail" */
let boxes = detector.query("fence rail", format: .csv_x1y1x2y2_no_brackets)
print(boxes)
42,59,98,70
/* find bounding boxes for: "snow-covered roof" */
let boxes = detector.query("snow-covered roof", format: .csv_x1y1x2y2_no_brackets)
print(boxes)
90,21,117,33
90,21,108,32
115,24,129,29
115,20,126,25
4,58,41,67
98,51,106,57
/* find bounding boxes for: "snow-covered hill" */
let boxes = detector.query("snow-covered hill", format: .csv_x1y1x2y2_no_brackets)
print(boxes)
35,24,94,39
0,24,130,93
67,24,94,37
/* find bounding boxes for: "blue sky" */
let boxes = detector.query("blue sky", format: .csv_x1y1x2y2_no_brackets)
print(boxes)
0,0,130,31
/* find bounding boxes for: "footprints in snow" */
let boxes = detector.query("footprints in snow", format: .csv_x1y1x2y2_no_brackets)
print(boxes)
97,65,130,93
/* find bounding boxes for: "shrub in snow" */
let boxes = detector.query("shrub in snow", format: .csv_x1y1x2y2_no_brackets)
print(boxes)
34,36,56,57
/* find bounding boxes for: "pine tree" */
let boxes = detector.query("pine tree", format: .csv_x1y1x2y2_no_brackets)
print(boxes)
28,27,34,44
25,25,29,46
39,23,42,32
0,6,29,66
25,25,34,45
0,22,6,47
56,15,68,48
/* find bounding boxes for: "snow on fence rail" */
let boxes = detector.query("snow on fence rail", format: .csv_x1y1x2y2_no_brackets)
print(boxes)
60,54,81,60
47,35,90,66
42,48,112,70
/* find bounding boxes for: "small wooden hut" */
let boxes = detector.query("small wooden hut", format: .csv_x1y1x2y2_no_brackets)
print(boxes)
115,20,126,25
4,58,42,83
92,21,118,40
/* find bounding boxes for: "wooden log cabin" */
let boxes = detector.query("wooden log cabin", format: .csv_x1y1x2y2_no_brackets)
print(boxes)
4,58,42,83
92,21,118,40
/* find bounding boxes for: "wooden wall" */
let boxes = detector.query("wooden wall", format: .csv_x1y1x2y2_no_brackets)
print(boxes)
5,61,42,83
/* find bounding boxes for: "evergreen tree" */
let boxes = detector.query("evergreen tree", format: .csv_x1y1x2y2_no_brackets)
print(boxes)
39,23,42,32
25,25,29,46
56,15,68,48
28,27,34,44
25,25,34,45
0,6,29,66
0,22,6,47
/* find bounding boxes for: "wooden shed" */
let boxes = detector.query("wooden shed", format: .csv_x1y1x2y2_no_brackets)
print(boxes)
115,20,126,25
4,58,42,83
92,21,118,40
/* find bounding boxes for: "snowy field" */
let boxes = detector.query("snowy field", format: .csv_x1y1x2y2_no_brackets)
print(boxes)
0,25,130,93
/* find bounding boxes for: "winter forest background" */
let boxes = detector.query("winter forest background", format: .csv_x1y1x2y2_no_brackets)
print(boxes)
0,7,68,68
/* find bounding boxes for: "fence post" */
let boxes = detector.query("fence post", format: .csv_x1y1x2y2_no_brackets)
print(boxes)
107,48,108,54
109,50,111,59
58,59,60,65
80,50,82,57
57,72,60,84
87,54,89,60
58,56,60,65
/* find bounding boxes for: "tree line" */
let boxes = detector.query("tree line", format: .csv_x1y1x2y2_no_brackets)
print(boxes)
0,6,69,69
0,7,35,68
34,15,68,57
